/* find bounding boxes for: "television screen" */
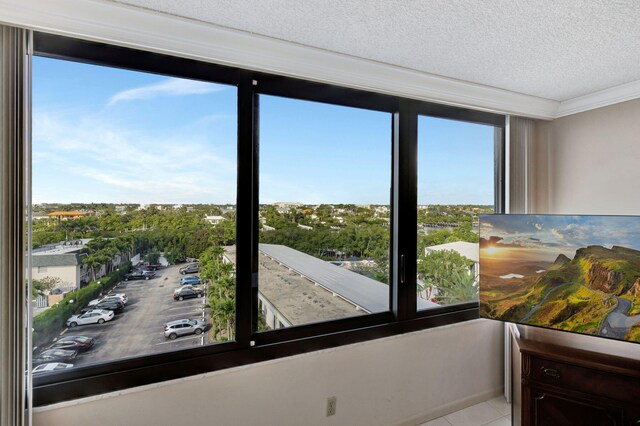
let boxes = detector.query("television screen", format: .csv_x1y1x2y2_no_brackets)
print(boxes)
479,214,640,343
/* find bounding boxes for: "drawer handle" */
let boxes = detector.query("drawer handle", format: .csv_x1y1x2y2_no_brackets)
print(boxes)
540,366,561,379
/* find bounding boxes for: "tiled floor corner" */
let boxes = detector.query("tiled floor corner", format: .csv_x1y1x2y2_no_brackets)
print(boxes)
418,396,511,426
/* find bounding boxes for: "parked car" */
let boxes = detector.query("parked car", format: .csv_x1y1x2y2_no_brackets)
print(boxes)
88,293,128,307
32,349,78,366
32,362,74,376
173,284,201,294
66,309,114,327
124,269,155,280
180,275,202,285
91,300,124,314
142,263,162,271
46,335,94,352
164,318,208,340
179,264,200,275
173,286,204,301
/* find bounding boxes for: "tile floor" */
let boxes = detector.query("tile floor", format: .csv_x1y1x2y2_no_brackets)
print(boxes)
418,396,511,426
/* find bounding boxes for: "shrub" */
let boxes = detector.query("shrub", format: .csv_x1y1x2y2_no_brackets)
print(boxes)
32,261,131,348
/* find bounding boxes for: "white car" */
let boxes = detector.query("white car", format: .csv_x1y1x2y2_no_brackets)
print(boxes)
164,318,208,339
32,362,74,376
66,309,114,327
88,293,128,306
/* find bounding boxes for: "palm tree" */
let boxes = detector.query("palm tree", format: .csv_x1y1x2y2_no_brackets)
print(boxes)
82,253,108,283
434,270,478,304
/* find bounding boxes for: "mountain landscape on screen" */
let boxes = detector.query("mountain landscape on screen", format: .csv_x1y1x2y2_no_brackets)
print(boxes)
479,214,640,343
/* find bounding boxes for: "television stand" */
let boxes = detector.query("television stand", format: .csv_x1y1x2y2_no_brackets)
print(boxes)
518,337,640,425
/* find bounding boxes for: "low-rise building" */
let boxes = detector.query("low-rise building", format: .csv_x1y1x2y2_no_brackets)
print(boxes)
46,210,86,221
205,215,226,225
32,240,93,291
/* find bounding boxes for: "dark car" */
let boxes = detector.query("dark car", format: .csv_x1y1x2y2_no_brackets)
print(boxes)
93,300,125,314
179,264,200,275
142,263,162,271
124,269,155,281
33,348,78,366
46,335,94,352
82,299,124,315
173,286,204,301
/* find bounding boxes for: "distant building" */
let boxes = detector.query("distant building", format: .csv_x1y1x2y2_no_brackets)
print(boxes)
297,224,313,230
205,215,226,225
32,240,93,292
32,212,49,220
46,211,87,221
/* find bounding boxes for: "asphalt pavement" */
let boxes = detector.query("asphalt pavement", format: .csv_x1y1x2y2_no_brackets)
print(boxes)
62,264,208,366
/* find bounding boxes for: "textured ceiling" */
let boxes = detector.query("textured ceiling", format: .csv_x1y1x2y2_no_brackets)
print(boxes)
111,0,640,101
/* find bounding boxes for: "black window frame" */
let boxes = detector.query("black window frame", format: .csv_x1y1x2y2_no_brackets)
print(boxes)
31,32,505,406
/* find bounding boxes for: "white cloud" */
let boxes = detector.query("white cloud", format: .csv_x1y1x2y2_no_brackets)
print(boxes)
107,78,226,106
32,110,236,204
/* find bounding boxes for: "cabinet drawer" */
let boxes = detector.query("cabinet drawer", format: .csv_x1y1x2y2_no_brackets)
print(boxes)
528,356,640,405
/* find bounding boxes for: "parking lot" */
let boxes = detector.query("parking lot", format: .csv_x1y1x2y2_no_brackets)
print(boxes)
63,264,209,366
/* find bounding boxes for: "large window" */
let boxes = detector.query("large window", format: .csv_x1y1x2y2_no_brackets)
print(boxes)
416,116,499,311
26,33,504,405
257,95,391,329
31,56,238,365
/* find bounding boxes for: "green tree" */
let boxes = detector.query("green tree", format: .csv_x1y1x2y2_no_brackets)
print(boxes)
32,276,61,297
417,249,475,304
144,249,161,264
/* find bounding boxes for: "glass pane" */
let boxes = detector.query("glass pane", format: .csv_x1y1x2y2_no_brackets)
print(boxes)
417,116,496,310
31,56,237,372
254,95,391,330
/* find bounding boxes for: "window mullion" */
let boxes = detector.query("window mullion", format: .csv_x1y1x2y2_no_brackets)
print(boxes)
235,79,257,347
392,100,417,320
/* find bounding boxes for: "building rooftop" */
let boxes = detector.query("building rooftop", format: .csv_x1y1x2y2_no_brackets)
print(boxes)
46,211,86,217
224,244,438,324
32,253,85,267
33,239,90,256
224,245,364,325
260,244,437,312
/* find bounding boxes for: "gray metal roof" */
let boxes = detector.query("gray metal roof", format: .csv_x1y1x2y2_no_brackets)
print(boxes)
259,244,437,312
32,253,84,267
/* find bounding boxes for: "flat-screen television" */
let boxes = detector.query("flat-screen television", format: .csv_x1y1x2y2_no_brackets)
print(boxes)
479,214,640,344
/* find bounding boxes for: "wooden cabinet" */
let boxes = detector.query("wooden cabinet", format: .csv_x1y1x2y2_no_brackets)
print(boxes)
519,338,640,426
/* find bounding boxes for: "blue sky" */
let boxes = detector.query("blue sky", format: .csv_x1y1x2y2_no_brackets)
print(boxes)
480,214,640,261
33,56,495,205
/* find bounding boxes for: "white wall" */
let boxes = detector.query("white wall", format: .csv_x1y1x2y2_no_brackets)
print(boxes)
31,265,79,290
33,319,504,426
527,97,640,358
537,97,640,215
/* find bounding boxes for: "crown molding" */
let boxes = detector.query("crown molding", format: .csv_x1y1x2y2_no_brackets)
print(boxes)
0,0,560,119
556,79,640,118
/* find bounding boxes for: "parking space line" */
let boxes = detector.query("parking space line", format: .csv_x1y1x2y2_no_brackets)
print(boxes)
155,335,202,345
164,313,203,321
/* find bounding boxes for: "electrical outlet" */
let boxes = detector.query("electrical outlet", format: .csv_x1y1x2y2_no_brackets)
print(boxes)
326,396,337,417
